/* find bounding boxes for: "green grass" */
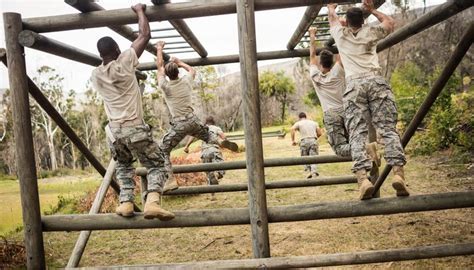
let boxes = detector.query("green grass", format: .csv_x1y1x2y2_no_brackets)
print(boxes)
0,174,100,236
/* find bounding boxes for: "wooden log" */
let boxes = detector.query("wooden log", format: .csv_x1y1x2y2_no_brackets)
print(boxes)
377,0,473,52
3,13,46,269
373,21,474,194
65,0,170,60
237,0,270,258
67,160,116,268
70,243,474,269
0,51,141,212
163,176,356,196
136,47,338,70
152,0,208,57
286,5,323,50
135,155,351,175
23,0,359,33
18,30,102,66
41,191,474,231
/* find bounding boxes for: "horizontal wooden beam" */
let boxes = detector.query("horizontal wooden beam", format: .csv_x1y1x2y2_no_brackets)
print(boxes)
77,243,474,269
136,47,337,70
163,176,356,195
287,5,323,50
64,0,169,60
136,154,351,175
23,0,358,33
41,191,474,231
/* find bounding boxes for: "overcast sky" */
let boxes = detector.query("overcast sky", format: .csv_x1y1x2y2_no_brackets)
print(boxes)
1,0,446,92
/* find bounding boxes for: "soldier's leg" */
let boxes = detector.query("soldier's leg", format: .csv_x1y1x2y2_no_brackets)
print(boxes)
324,109,351,157
369,78,406,167
308,140,319,176
201,150,216,185
108,139,135,216
369,78,409,196
214,150,225,180
344,82,374,200
300,141,311,172
134,138,175,220
160,121,188,191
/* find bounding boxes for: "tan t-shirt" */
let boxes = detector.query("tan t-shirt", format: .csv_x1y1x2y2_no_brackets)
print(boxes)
91,48,143,124
158,74,195,118
292,119,319,140
310,62,345,112
330,24,388,80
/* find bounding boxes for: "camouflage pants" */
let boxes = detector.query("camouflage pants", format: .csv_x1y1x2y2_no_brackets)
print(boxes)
108,124,167,203
323,107,351,157
300,137,319,174
201,146,225,185
343,75,406,173
160,115,209,175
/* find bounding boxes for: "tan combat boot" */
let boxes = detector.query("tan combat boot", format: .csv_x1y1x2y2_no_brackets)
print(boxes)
115,202,134,217
356,170,374,200
392,166,410,197
144,192,175,221
366,142,381,167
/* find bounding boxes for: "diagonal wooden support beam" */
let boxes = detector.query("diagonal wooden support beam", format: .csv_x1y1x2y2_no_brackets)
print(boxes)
372,22,474,194
67,160,116,268
152,0,208,57
41,191,474,231
65,0,170,60
23,0,360,33
287,5,323,50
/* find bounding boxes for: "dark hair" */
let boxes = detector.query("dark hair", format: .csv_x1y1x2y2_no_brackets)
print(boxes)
205,116,215,125
319,49,334,69
298,112,307,119
165,62,179,80
97,36,119,58
346,7,364,28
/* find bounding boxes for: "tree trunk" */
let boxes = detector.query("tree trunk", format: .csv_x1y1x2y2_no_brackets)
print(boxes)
71,146,77,170
48,133,58,171
281,99,286,124
59,149,65,168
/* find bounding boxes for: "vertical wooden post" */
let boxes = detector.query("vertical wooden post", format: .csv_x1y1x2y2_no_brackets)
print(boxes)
3,12,46,269
236,0,270,258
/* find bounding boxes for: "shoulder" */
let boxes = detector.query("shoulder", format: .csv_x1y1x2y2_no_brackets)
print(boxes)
368,25,389,39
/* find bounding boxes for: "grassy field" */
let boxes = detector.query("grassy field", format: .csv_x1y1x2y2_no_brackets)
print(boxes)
3,128,474,268
0,174,101,235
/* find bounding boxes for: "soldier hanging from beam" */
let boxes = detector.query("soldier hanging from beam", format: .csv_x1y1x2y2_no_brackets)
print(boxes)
91,3,175,220
328,0,410,200
154,42,238,193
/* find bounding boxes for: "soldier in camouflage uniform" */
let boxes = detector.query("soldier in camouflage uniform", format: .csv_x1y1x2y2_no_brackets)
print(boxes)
308,26,379,163
328,0,409,200
291,112,322,178
155,42,237,192
91,4,174,220
184,116,226,186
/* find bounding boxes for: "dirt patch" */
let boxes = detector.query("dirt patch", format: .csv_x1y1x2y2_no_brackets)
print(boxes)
0,236,26,268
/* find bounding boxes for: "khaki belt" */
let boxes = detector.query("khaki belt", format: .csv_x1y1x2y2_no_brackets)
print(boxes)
108,118,144,128
346,71,381,81
172,112,195,122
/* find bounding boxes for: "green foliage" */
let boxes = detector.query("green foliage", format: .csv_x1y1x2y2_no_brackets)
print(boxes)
195,66,219,114
259,70,296,124
394,61,470,156
303,88,321,108
43,195,78,215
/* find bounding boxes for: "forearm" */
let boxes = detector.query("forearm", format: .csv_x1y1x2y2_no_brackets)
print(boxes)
291,130,296,142
371,9,394,32
137,11,151,40
309,33,317,66
156,48,164,69
327,7,340,27
184,137,196,148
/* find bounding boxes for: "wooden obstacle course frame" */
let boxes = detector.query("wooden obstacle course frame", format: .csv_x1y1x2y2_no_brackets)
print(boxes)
2,0,473,268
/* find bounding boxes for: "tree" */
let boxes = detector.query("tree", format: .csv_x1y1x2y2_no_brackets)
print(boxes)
31,66,73,171
259,70,296,124
194,66,219,116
